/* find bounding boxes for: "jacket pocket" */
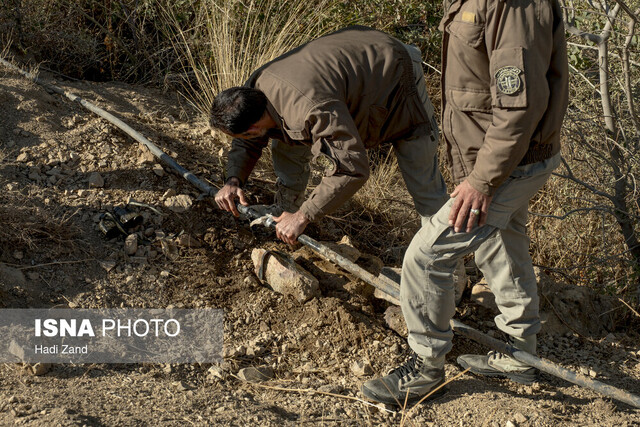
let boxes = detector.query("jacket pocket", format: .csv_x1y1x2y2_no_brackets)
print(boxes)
448,89,492,113
447,21,485,49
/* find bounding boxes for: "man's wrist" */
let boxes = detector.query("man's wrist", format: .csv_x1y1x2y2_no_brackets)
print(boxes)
226,176,242,187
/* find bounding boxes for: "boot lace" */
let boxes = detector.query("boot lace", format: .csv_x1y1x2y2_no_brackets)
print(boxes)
388,353,424,381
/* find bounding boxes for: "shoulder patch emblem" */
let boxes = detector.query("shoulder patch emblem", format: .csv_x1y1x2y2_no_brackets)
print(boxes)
314,153,337,176
495,66,523,95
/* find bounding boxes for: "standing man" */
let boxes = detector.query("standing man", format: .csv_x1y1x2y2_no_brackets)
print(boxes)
363,0,568,405
211,26,448,245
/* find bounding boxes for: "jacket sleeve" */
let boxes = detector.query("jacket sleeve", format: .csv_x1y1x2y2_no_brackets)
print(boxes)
226,136,269,185
467,0,559,195
299,101,370,222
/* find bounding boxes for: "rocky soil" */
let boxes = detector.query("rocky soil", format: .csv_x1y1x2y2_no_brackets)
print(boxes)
1,63,639,426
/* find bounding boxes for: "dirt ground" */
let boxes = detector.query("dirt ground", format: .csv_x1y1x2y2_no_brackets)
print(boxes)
1,63,639,426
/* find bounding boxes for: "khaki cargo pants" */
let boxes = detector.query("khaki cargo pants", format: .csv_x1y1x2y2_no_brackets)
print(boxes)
270,44,448,220
401,153,561,359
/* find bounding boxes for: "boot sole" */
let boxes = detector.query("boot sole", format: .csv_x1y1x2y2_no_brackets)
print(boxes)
361,384,448,407
457,357,536,385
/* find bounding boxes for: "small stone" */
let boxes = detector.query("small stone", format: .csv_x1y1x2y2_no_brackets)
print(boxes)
28,168,41,181
164,195,193,213
162,189,176,199
13,251,23,260
45,167,61,176
163,364,173,374
16,153,29,162
514,413,527,423
124,234,138,255
173,381,193,391
27,363,51,376
88,172,104,188
589,369,597,378
208,365,226,380
233,346,247,357
99,261,116,272
384,306,407,337
138,147,156,165
506,421,516,427
259,321,269,332
152,164,165,177
237,365,275,382
246,346,265,357
77,189,89,197
350,360,373,377
160,270,170,277
175,234,202,248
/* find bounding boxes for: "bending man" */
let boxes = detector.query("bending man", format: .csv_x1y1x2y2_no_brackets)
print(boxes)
210,26,447,244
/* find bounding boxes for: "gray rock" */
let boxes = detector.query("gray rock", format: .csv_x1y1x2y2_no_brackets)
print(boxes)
152,164,165,177
384,306,407,337
124,234,138,256
164,195,193,213
175,234,202,248
514,413,527,423
28,168,41,181
350,360,373,377
99,260,116,272
88,172,104,188
237,365,275,382
208,365,226,380
26,363,51,376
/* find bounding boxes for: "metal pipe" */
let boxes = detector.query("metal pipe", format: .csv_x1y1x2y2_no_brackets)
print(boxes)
450,319,640,409
5,58,639,410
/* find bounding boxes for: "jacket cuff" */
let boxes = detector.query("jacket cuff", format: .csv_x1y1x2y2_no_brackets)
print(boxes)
226,167,248,185
299,201,322,223
466,173,496,197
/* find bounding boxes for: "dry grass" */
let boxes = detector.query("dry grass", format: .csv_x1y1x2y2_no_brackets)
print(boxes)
0,176,81,256
163,0,342,119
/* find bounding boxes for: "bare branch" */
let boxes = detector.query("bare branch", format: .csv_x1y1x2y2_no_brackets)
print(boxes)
621,8,640,135
555,157,616,202
529,206,613,220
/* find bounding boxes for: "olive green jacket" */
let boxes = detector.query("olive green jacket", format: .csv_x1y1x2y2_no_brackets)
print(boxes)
226,26,430,221
440,0,568,195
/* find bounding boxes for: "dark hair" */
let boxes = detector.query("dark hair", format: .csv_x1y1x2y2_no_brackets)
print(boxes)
209,87,267,134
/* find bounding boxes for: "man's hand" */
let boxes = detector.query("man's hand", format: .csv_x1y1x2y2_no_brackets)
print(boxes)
448,179,492,232
273,211,310,245
214,177,249,217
